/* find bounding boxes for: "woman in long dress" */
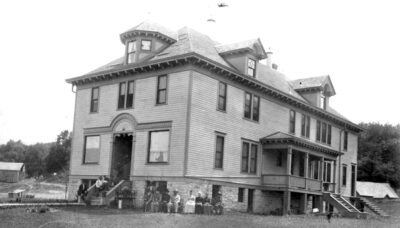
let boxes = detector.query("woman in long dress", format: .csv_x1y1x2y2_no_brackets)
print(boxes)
184,190,195,213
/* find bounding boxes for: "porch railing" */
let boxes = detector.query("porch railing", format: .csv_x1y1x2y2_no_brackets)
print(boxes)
261,174,326,192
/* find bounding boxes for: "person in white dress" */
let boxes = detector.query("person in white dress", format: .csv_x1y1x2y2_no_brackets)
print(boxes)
184,190,196,213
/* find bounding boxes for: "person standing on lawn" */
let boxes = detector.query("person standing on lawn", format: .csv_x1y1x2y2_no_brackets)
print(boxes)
203,192,212,215
195,192,204,214
169,189,181,213
184,190,195,213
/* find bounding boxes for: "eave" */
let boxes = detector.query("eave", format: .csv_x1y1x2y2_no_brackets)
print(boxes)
120,30,176,44
66,52,363,133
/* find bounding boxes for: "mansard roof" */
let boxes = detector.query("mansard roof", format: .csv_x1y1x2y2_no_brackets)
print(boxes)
260,132,343,156
66,22,362,133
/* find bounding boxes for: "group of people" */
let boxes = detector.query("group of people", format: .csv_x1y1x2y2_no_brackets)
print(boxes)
143,187,223,215
77,176,113,202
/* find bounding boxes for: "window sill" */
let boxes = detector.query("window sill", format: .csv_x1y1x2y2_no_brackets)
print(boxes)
213,167,223,171
240,171,258,176
155,103,167,106
82,163,99,165
243,117,259,124
146,162,169,165
89,112,98,114
216,108,226,113
116,107,134,111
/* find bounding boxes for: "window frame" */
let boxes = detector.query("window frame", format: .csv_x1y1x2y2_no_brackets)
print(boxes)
342,164,347,186
238,188,244,202
141,39,152,51
301,114,311,138
289,110,296,134
247,58,256,77
156,75,168,105
241,140,258,174
126,40,137,64
316,120,332,146
217,81,227,112
147,130,170,164
214,133,225,169
343,131,348,151
90,87,99,113
117,80,135,110
82,135,100,164
243,92,260,122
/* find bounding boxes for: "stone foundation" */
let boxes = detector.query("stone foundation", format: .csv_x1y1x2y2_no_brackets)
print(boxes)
253,190,283,215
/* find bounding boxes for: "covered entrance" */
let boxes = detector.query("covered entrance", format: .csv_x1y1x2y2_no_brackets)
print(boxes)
111,133,133,182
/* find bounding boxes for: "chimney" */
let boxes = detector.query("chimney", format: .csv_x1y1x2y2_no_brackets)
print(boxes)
272,63,278,70
266,50,273,68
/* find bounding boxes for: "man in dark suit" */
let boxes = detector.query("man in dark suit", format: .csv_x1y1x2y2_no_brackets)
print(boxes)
77,182,88,202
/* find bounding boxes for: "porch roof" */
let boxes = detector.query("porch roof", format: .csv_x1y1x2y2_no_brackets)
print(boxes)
260,132,343,156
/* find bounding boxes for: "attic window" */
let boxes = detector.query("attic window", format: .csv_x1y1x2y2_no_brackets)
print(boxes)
141,40,152,51
127,40,136,64
247,58,256,77
320,92,326,109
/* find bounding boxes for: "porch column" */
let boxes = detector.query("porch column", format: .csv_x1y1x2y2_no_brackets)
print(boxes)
319,157,325,181
283,190,291,215
300,193,308,214
287,147,292,188
333,160,337,193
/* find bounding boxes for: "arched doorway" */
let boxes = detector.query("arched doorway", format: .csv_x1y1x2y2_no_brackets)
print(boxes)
109,114,136,183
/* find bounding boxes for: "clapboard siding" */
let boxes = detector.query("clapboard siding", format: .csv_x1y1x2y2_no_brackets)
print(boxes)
70,71,190,177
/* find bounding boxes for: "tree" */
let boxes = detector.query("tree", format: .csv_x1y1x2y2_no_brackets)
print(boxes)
45,130,72,173
358,123,400,188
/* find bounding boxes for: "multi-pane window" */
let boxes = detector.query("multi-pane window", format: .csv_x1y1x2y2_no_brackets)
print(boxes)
244,92,260,121
148,130,170,163
301,114,311,138
215,135,225,169
141,40,152,51
90,87,99,113
218,82,227,111
344,131,348,151
247,58,256,77
127,40,136,64
241,141,258,174
342,165,347,186
320,92,326,109
156,75,168,105
238,188,244,202
289,110,296,134
118,81,134,109
83,136,100,164
316,120,332,145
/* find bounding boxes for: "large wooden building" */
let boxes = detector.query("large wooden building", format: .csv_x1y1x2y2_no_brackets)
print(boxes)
66,21,363,215
0,162,25,183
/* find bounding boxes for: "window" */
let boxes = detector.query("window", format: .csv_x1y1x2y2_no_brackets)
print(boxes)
83,136,100,164
244,92,260,121
316,120,331,145
342,165,347,186
323,161,333,182
156,75,168,105
90,87,99,113
343,131,348,151
148,130,170,163
118,81,135,109
218,82,227,111
241,141,258,174
289,110,296,134
238,188,244,202
247,58,256,77
301,114,310,138
141,40,152,51
320,92,326,109
215,135,225,169
127,40,136,64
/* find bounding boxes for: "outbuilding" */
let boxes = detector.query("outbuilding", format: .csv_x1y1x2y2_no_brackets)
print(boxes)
0,162,25,183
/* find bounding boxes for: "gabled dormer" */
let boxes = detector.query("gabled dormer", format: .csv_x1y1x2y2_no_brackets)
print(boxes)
216,39,268,78
119,20,177,65
290,75,336,110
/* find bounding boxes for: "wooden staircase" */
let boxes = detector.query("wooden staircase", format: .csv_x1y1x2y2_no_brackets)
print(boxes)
323,193,367,218
88,180,132,206
359,197,390,217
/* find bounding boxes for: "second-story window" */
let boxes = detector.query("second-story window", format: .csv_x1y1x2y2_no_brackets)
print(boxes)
301,114,310,138
218,82,227,111
316,120,332,145
118,81,134,109
90,87,99,113
156,75,168,105
289,110,296,134
343,131,348,151
127,40,136,64
244,92,260,121
247,58,256,77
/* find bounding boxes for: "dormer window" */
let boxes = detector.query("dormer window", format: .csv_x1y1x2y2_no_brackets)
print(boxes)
127,40,136,64
320,92,326,109
247,58,256,77
141,40,152,51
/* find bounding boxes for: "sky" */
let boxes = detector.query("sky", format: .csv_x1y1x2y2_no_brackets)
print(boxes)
0,0,399,144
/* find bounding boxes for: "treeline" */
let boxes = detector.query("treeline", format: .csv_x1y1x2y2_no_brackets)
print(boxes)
0,130,71,177
358,123,400,189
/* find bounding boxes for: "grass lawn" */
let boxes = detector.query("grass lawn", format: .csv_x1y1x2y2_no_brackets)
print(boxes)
0,207,399,228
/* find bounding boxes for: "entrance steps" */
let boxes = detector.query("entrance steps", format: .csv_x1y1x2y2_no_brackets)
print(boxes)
87,180,132,206
359,197,390,217
323,193,367,218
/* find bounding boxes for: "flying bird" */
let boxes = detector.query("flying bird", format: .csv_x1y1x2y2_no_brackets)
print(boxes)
217,3,228,7
207,18,216,22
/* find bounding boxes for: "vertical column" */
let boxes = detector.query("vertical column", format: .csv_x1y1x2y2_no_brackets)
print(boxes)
300,193,308,214
287,147,293,188
333,160,337,193
283,190,291,215
304,153,309,189
320,157,325,191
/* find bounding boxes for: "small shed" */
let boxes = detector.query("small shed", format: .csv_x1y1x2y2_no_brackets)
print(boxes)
357,181,399,199
0,162,25,183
